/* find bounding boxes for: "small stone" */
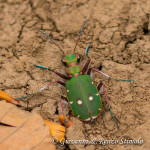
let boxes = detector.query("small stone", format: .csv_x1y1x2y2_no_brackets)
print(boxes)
42,22,54,30
13,60,25,72
112,32,122,45
35,8,47,21
99,27,118,44
96,130,101,134
26,21,36,27
85,124,91,130
42,99,56,116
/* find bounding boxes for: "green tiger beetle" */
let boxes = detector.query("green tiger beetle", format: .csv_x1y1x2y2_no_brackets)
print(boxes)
15,19,133,130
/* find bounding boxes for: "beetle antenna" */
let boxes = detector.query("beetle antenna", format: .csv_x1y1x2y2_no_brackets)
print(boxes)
73,19,89,53
40,30,65,55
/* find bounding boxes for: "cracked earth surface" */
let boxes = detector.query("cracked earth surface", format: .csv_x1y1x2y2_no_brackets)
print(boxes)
0,0,150,149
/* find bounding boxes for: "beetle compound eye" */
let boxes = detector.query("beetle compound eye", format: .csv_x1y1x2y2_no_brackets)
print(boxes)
77,55,81,63
61,58,67,66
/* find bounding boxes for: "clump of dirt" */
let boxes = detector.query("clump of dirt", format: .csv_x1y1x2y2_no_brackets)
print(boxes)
0,0,150,150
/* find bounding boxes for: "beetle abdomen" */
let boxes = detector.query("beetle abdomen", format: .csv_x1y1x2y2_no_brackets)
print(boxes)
66,75,102,121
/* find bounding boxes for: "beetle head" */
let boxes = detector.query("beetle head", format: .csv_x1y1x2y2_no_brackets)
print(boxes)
61,53,80,67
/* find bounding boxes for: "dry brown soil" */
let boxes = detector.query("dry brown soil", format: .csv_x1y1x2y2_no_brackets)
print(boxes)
0,0,150,150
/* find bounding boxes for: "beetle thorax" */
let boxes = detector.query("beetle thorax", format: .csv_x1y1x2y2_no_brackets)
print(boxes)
61,53,82,78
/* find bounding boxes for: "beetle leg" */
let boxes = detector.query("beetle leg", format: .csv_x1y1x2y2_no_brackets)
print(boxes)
33,64,70,80
97,81,103,94
82,58,91,74
10,53,69,80
61,95,68,101
102,83,120,129
87,67,110,79
57,81,66,87
16,80,66,100
91,68,134,81
54,72,70,80
61,96,69,106
87,67,92,75
59,97,67,137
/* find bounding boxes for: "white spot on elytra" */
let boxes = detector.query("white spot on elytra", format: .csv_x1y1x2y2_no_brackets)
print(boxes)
92,116,97,119
89,96,93,101
67,90,69,92
78,115,80,118
77,100,82,105
70,101,73,104
99,108,101,111
95,93,99,96
85,118,90,121
92,82,93,84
